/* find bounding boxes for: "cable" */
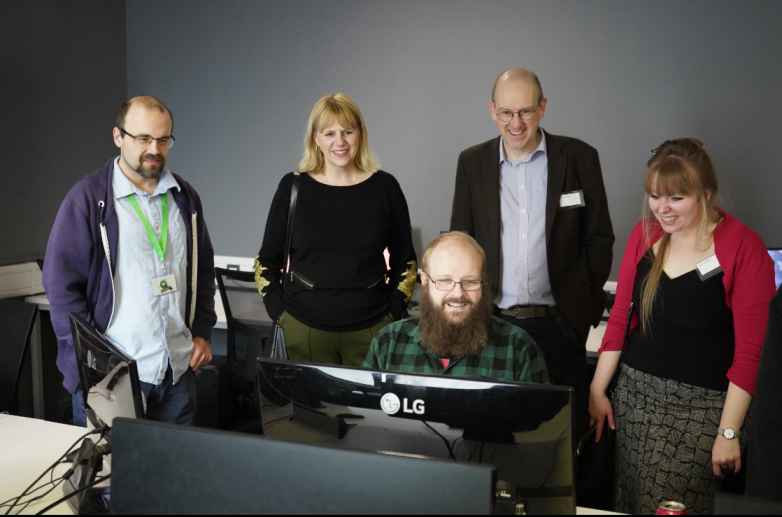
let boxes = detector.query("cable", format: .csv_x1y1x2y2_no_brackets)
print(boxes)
3,427,104,515
11,479,66,515
421,420,455,460
0,476,63,510
34,474,111,515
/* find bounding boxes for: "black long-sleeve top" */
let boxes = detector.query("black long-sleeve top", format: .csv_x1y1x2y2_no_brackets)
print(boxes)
255,171,417,331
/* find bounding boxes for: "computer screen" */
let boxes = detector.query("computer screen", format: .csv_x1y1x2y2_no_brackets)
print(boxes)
257,358,575,515
769,248,782,289
70,313,145,432
110,417,495,514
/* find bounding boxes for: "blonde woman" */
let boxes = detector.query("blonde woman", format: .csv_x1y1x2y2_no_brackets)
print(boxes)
588,138,775,514
255,93,417,367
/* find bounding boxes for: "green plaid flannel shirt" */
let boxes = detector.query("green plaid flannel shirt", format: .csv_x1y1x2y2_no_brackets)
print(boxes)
363,316,549,384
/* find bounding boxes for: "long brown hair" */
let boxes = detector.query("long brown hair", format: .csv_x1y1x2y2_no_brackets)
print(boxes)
639,138,721,333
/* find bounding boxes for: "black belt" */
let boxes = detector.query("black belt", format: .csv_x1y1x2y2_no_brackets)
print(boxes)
498,305,558,320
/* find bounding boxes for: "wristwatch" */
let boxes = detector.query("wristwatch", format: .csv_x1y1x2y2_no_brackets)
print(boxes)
718,427,738,440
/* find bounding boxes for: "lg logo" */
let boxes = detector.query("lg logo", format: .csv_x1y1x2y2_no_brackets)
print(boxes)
380,393,425,416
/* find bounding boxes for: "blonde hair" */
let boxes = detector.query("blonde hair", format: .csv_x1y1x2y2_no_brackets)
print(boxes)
639,138,721,333
297,92,379,174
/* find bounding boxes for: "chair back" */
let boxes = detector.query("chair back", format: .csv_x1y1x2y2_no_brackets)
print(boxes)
214,267,273,433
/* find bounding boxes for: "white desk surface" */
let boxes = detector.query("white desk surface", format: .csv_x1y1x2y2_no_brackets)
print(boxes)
586,320,607,354
1,414,622,515
0,414,88,514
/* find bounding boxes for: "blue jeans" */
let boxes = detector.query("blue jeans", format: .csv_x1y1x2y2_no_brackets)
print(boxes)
71,366,197,426
71,389,87,427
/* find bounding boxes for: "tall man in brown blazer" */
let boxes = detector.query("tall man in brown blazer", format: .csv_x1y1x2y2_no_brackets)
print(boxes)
450,68,614,437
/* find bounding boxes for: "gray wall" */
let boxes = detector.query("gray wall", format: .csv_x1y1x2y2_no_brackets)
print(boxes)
125,0,782,277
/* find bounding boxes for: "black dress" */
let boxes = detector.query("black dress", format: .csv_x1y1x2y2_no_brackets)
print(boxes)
614,251,734,515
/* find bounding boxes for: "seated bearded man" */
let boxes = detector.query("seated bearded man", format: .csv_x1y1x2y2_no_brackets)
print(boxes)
363,231,548,383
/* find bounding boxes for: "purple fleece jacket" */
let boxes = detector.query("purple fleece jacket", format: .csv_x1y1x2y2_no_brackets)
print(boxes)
42,158,216,394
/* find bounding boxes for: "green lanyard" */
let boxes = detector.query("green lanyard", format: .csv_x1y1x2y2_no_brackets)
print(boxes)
127,193,169,262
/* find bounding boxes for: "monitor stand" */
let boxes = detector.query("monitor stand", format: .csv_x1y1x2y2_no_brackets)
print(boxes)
62,437,111,514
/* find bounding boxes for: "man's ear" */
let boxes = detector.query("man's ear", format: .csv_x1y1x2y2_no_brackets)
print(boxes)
488,100,497,122
112,127,123,148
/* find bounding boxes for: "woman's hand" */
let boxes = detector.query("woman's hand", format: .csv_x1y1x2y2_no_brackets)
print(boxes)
588,389,616,443
712,434,742,477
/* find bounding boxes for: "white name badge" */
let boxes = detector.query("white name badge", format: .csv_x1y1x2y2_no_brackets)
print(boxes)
560,190,585,209
696,255,722,281
153,274,177,296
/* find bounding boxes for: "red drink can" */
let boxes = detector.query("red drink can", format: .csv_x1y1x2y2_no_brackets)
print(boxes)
656,500,687,515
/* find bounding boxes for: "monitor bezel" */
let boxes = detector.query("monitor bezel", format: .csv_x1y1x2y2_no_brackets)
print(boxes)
69,313,145,427
256,357,576,514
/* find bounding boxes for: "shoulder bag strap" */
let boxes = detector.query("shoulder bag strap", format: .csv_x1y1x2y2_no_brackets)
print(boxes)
282,173,300,287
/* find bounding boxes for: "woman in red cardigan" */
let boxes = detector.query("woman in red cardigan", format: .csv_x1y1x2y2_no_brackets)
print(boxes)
588,138,775,514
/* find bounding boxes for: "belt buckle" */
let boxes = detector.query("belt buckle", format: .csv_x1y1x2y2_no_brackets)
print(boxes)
503,305,550,319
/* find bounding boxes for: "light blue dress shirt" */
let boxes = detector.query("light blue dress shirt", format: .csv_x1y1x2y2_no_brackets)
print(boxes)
497,131,556,309
105,158,192,385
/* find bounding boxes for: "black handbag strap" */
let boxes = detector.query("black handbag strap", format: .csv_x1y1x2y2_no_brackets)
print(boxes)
282,173,300,287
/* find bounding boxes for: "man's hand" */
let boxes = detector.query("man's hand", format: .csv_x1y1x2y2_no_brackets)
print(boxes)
190,336,213,369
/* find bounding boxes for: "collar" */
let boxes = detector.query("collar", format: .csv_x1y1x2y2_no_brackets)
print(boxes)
112,157,180,199
499,129,547,165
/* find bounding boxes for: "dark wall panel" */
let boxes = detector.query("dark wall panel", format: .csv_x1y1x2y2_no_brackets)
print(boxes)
1,0,126,264
0,0,127,414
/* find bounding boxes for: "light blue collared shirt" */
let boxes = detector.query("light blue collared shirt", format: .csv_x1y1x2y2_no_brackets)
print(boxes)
497,131,555,309
105,158,192,385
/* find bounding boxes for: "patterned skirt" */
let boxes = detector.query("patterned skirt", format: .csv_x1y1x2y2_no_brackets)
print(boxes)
613,364,727,514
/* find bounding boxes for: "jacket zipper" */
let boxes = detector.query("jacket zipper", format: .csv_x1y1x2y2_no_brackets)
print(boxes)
98,200,117,329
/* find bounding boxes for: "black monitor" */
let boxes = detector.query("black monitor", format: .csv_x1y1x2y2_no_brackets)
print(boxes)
769,248,782,289
257,358,576,515
110,417,496,514
70,313,145,432
68,313,145,513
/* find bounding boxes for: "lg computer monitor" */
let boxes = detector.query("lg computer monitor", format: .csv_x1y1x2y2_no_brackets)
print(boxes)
769,248,782,289
257,358,575,515
70,313,145,432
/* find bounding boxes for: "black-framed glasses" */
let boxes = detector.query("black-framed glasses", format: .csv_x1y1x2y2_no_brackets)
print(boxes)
495,106,539,124
120,128,175,148
420,270,482,292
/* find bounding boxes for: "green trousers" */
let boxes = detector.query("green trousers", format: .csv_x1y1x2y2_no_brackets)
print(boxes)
279,311,392,367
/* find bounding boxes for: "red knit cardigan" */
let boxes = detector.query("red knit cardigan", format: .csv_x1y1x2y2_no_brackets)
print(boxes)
599,211,775,395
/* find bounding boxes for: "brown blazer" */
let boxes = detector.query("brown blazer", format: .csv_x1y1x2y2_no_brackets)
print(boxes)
450,131,614,339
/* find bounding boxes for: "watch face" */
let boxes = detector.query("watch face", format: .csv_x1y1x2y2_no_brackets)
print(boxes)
722,428,736,440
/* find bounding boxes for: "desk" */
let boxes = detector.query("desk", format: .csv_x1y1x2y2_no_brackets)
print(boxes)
26,289,237,330
586,320,607,356
0,414,86,514
1,414,621,515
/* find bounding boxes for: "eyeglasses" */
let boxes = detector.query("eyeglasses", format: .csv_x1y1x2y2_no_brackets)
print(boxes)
495,106,539,124
420,270,482,292
120,128,175,148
